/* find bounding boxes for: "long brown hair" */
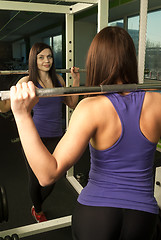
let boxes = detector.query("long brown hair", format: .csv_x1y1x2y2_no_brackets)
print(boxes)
28,42,59,87
86,26,138,87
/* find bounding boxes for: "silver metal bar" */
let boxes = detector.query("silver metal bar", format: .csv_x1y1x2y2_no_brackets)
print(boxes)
1,83,161,101
57,68,86,73
138,0,148,83
0,1,71,14
0,70,29,75
0,69,86,75
66,176,83,194
0,215,71,238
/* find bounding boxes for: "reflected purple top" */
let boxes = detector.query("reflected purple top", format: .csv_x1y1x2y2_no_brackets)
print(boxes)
33,83,63,137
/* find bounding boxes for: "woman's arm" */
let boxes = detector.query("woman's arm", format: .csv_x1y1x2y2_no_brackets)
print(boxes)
58,67,80,109
0,99,11,113
10,81,95,187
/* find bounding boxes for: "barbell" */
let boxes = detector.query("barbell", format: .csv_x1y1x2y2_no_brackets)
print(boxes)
0,83,161,101
0,234,20,240
0,69,86,75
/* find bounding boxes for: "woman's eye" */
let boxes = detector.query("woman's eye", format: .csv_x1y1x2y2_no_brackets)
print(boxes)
38,56,43,60
48,56,52,59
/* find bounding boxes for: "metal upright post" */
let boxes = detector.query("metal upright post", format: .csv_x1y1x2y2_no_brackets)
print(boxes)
65,12,74,125
138,0,148,83
65,11,75,179
97,0,109,32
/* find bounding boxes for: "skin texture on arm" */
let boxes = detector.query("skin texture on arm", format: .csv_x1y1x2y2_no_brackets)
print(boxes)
10,81,96,186
57,67,80,109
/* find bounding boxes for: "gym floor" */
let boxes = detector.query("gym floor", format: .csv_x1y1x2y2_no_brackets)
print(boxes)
0,111,90,239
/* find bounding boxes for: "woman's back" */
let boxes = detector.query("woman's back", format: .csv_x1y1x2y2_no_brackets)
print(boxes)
78,90,161,214
89,91,161,151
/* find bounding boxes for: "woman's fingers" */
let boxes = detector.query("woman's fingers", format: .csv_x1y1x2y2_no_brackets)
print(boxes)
10,82,38,116
10,85,16,98
71,66,79,74
11,81,35,100
71,67,80,84
28,81,37,98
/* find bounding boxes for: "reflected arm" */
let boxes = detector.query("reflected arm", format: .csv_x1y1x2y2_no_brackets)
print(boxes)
0,99,11,113
57,67,80,109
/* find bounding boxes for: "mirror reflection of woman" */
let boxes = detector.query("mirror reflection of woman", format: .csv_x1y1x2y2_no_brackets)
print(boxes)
21,42,80,222
1,42,80,222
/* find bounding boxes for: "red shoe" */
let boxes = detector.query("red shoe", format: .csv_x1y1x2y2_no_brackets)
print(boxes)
31,206,47,223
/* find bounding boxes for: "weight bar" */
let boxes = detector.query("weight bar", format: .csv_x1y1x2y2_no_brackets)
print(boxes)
4,236,11,240
0,69,86,75
11,234,20,240
0,83,161,101
0,235,20,240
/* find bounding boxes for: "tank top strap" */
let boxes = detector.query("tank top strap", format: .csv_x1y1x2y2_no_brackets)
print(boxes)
105,91,146,137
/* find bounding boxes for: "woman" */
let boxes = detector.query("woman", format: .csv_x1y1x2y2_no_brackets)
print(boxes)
10,27,161,239
1,42,80,223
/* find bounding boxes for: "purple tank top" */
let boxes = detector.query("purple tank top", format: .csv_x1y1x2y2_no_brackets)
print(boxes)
78,91,159,214
33,83,63,137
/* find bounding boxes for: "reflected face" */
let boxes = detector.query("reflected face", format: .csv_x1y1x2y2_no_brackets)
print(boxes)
37,48,53,72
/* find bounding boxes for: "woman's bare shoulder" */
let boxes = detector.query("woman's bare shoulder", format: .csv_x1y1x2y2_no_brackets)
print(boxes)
145,91,161,103
18,76,29,84
76,95,111,115
144,91,161,116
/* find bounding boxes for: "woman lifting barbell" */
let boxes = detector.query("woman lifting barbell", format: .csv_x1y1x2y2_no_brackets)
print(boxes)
10,26,160,240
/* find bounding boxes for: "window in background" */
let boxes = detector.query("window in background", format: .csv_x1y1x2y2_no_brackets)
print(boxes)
50,35,64,129
108,19,124,28
52,35,62,69
145,10,161,80
128,15,139,55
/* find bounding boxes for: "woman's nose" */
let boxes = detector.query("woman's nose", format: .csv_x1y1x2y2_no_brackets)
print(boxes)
45,57,49,62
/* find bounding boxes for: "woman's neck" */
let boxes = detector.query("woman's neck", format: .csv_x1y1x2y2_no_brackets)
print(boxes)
116,79,130,95
38,70,50,80
38,71,52,88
